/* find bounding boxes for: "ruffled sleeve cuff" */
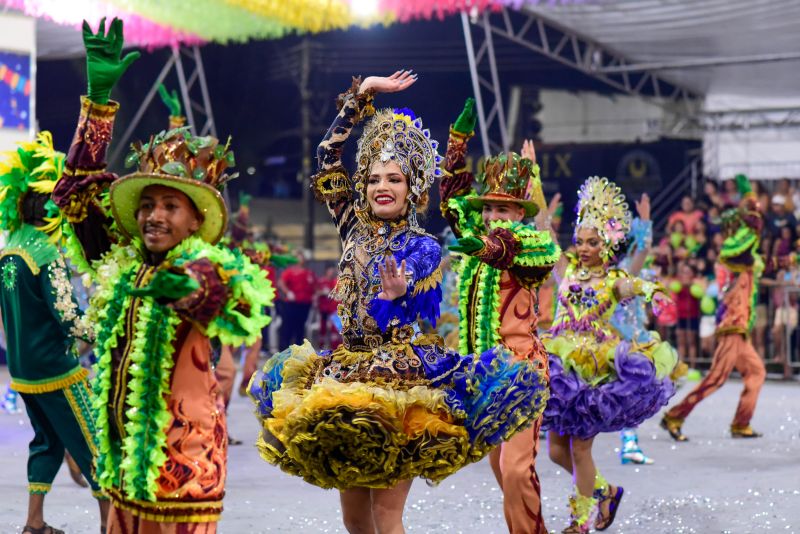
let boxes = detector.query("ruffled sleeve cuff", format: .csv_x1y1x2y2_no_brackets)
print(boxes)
629,218,653,251
53,96,120,224
179,258,229,327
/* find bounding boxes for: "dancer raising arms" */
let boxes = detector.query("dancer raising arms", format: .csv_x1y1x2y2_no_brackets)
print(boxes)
53,19,273,532
249,73,548,534
661,174,766,440
440,99,560,534
542,177,678,533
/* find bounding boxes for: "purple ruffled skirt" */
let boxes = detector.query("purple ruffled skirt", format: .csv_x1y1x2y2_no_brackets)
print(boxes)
542,341,675,439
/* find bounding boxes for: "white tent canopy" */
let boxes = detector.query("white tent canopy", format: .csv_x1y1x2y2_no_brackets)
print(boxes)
525,0,800,100
20,1,800,178
521,0,800,179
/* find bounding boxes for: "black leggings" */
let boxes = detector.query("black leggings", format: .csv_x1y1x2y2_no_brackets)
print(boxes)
280,302,312,347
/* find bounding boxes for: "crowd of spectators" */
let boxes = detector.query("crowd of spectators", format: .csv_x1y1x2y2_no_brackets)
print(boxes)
654,178,800,378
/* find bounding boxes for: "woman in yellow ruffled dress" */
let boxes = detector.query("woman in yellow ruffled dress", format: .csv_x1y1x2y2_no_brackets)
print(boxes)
541,177,678,533
249,72,548,533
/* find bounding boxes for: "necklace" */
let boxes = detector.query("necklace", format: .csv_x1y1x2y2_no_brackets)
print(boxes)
575,264,606,281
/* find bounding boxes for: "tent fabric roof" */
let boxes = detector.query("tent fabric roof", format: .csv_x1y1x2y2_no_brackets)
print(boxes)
525,0,800,99
32,0,800,102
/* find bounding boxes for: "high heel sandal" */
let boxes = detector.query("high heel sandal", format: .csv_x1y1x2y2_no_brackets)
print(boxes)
594,485,624,531
620,429,654,465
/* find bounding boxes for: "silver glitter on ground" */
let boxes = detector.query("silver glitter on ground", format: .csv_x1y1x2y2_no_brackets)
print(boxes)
1,369,798,533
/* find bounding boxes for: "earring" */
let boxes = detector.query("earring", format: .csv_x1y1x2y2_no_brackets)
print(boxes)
408,200,419,230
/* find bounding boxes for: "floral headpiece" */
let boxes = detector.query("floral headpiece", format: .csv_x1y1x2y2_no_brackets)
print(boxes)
354,107,442,218
0,131,65,241
574,176,631,260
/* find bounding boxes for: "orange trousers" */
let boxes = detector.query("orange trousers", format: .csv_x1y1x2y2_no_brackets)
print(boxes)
667,334,766,427
107,504,216,533
489,417,546,534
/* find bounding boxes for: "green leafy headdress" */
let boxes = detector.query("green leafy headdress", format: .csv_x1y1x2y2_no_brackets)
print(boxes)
110,127,237,244
467,152,542,217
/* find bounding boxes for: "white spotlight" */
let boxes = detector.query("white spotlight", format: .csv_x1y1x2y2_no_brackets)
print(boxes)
351,0,379,19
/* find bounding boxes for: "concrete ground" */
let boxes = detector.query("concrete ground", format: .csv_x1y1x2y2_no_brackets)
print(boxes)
1,369,798,534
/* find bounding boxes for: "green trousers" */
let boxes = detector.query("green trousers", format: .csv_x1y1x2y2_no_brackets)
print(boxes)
21,379,104,497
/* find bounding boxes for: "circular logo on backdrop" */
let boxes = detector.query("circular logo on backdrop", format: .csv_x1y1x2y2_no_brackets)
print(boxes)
616,149,661,193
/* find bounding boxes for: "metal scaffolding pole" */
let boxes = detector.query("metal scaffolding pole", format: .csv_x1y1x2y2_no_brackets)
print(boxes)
461,11,510,157
461,6,704,151
108,45,217,167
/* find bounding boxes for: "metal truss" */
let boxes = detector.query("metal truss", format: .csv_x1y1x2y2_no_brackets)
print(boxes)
461,7,702,155
108,46,217,167
461,11,510,157
702,107,800,131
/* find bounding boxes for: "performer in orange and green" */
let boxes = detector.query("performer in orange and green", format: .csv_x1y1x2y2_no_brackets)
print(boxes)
441,98,560,534
0,132,109,534
661,174,766,440
53,18,272,532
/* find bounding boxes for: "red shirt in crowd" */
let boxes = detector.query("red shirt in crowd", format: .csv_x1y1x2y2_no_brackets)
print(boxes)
317,276,339,315
280,265,317,304
675,285,700,320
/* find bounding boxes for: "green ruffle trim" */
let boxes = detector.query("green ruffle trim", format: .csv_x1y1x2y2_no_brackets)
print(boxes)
720,227,758,260
92,266,134,495
447,194,483,238
488,219,562,267
119,296,181,501
170,237,275,346
89,235,274,501
456,256,502,356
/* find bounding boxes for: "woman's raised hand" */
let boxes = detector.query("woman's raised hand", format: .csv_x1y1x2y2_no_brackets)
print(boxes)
635,193,651,221
521,139,537,164
377,256,408,301
360,70,418,95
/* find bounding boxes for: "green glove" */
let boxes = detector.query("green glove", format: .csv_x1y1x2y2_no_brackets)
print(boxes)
157,83,182,117
129,270,200,302
734,173,752,196
270,253,299,269
453,98,477,135
83,17,140,104
449,236,485,255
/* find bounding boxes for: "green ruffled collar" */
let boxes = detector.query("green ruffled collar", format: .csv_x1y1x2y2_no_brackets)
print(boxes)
4,224,60,268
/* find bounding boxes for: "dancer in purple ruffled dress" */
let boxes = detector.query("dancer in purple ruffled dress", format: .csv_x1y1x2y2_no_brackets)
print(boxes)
540,177,679,533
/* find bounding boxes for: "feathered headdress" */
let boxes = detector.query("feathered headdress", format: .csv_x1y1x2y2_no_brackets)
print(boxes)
0,131,65,241
574,176,632,260
354,107,442,223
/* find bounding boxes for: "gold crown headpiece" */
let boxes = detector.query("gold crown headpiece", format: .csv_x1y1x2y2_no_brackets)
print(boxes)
354,107,442,206
575,176,631,257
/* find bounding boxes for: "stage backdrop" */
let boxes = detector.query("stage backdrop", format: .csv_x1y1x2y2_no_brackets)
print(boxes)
0,12,35,152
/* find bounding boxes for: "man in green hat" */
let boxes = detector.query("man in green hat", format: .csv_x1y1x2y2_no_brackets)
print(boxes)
662,174,766,440
440,98,561,534
0,132,109,534
52,18,273,531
